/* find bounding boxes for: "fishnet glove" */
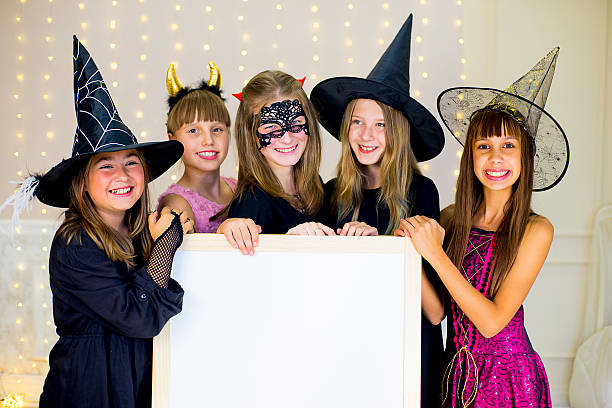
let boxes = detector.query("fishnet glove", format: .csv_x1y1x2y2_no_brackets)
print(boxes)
146,213,183,289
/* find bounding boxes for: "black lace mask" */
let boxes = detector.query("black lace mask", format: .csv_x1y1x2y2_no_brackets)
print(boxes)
256,99,309,149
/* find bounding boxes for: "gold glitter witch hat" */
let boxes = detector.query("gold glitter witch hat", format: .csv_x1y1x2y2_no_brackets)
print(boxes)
438,47,569,191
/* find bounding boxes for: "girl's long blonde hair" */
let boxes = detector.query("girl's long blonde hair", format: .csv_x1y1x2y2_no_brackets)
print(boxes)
444,108,535,297
56,150,153,269
333,99,420,234
230,70,323,215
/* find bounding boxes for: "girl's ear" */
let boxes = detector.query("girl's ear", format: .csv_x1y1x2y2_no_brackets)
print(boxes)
81,167,88,193
168,132,174,140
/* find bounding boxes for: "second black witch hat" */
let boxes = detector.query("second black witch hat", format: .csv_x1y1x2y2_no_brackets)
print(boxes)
310,14,444,162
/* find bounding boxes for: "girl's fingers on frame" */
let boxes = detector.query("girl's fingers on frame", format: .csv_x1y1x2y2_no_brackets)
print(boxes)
247,223,260,245
319,224,335,236
241,226,255,251
220,223,236,247
307,223,318,236
226,230,238,248
242,231,254,255
339,224,349,236
235,229,250,255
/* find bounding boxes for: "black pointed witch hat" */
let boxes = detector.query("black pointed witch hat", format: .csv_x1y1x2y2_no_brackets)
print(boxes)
310,14,444,162
437,47,569,191
34,36,183,207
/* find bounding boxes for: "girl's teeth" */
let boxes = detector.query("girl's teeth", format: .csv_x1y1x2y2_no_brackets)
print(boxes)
111,187,131,194
197,151,217,157
276,145,297,153
486,170,509,177
360,145,376,152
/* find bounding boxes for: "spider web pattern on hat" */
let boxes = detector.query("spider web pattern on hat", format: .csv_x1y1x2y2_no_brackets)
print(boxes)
437,47,569,191
72,38,137,157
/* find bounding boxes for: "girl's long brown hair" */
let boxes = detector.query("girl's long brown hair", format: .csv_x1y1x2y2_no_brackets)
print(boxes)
56,150,153,269
229,70,323,215
332,99,420,235
444,108,535,297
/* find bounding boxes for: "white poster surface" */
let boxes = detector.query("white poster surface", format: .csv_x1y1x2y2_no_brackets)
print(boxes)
154,234,421,408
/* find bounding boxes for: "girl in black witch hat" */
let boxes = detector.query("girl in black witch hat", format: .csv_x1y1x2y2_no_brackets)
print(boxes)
1,37,193,407
310,14,445,407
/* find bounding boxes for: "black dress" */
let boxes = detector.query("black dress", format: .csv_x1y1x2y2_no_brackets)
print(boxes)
323,173,444,408
227,185,316,234
39,230,184,408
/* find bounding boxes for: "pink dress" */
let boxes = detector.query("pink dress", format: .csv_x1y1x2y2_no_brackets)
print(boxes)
158,177,237,233
442,228,552,408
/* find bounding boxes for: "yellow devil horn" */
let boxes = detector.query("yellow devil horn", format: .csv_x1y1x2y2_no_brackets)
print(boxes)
166,63,184,97
207,61,221,90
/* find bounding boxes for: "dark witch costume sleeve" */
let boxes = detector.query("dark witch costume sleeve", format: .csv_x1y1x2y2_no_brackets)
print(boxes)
49,230,183,339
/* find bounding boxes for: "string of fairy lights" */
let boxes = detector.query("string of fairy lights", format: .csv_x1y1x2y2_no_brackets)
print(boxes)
3,1,464,403
7,1,58,394
137,0,148,142
11,0,25,387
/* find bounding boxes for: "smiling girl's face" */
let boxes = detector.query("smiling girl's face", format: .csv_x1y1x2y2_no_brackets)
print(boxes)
472,123,522,194
347,99,386,167
85,149,145,224
257,98,309,171
171,118,229,174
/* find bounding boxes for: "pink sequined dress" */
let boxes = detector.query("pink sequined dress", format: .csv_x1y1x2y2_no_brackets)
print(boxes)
442,228,552,408
158,177,237,233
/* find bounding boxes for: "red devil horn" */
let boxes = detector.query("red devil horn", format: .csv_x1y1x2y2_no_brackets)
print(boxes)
297,76,306,86
232,92,243,101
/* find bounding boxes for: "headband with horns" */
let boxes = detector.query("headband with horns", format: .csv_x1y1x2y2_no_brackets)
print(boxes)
166,61,225,113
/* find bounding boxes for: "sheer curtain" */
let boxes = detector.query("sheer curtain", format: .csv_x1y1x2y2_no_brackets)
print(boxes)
569,205,612,408
0,221,58,378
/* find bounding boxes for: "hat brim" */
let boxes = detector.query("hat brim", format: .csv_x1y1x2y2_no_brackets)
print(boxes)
35,140,184,207
310,77,445,162
437,86,569,191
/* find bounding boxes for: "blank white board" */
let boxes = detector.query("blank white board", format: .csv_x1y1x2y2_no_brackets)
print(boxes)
153,234,421,407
